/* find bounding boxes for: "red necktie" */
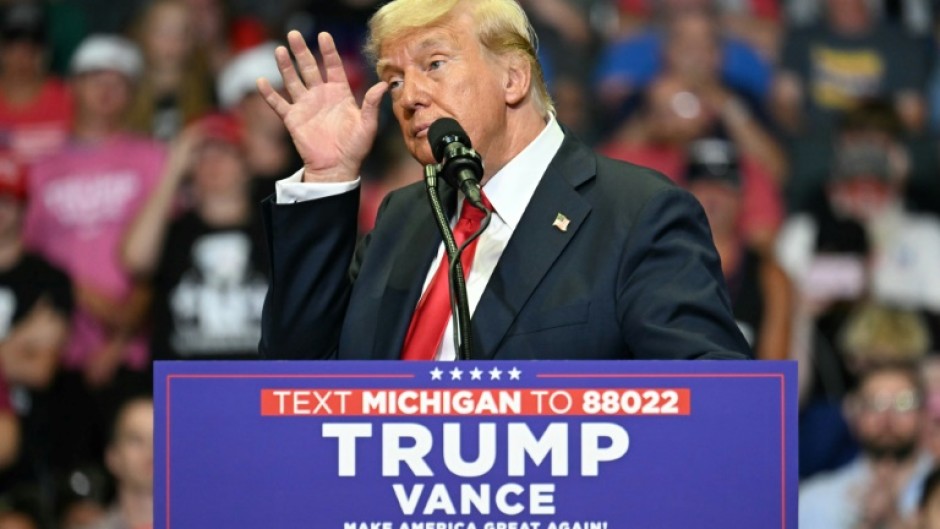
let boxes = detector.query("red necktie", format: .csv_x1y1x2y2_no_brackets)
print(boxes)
400,194,492,360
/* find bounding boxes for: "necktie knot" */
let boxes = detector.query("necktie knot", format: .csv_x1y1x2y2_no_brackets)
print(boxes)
457,192,492,225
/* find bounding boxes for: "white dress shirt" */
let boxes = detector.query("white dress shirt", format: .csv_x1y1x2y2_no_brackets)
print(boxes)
276,117,566,360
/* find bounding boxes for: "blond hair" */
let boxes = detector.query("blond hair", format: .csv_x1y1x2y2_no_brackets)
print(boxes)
839,303,930,364
365,0,554,116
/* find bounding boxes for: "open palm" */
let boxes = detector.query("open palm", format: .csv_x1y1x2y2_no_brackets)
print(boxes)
257,31,388,183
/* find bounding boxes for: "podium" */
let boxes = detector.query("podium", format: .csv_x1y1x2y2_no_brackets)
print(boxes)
154,360,797,529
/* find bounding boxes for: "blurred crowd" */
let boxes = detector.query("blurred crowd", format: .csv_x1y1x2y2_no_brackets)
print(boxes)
0,0,939,527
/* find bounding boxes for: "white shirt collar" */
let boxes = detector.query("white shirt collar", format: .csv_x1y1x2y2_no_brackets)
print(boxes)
477,116,565,230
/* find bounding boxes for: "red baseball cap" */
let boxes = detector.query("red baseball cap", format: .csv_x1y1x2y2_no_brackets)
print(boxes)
193,113,243,149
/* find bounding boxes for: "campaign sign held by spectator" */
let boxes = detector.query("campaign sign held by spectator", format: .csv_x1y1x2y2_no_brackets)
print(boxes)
154,361,796,529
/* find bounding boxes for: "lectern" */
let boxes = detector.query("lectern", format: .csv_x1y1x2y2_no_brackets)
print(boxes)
155,360,797,529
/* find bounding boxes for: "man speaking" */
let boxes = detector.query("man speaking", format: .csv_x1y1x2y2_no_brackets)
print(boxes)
256,0,750,361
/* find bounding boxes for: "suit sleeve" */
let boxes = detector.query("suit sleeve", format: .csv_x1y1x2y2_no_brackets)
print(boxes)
616,187,752,359
258,190,361,359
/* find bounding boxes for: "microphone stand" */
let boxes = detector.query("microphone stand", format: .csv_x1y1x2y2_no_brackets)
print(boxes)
424,164,474,360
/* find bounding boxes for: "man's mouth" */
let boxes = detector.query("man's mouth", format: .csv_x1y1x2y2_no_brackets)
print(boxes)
413,123,430,138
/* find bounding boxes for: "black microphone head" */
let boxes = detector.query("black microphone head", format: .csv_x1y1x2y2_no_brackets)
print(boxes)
428,117,471,162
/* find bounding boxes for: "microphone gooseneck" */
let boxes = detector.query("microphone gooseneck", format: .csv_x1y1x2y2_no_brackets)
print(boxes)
422,118,494,360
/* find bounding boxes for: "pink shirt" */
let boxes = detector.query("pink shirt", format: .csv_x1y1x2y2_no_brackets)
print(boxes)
23,134,165,370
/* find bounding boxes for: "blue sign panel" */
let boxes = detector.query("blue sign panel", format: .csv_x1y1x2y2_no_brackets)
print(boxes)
154,361,797,529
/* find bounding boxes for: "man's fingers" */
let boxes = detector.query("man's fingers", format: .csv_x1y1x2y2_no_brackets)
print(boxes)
257,77,290,119
275,45,306,101
318,32,349,86
360,81,389,127
288,30,323,88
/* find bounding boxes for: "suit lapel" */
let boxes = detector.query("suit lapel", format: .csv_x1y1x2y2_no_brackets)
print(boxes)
471,134,596,358
369,183,457,359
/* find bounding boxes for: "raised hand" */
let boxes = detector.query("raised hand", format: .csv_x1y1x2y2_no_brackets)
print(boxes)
257,31,388,183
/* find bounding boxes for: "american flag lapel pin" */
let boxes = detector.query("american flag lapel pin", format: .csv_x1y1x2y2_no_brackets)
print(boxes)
552,212,570,232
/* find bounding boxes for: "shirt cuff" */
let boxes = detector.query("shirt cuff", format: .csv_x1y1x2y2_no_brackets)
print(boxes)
274,168,361,204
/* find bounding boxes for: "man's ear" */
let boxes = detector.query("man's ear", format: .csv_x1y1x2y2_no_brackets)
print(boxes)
503,53,532,107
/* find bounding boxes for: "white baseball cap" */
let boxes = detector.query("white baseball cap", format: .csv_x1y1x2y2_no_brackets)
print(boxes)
217,41,283,109
70,34,143,80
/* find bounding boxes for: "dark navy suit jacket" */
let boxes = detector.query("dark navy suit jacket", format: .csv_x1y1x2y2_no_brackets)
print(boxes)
259,132,751,360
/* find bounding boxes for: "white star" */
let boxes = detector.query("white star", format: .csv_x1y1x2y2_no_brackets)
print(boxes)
489,367,502,380
430,367,443,380
449,367,463,380
508,367,522,380
470,368,483,380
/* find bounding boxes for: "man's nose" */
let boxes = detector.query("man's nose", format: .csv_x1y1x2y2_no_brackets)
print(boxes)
400,73,431,110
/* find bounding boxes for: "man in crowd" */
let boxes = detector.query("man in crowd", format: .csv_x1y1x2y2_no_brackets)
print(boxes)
23,35,162,389
800,363,933,528
773,0,928,134
23,35,163,474
256,0,749,360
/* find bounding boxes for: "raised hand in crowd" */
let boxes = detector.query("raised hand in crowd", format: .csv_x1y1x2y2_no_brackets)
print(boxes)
121,125,206,278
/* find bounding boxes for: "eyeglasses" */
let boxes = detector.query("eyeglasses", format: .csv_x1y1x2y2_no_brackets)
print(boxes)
857,390,922,414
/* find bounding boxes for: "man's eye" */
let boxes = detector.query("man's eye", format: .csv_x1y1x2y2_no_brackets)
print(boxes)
429,60,444,71
388,79,403,90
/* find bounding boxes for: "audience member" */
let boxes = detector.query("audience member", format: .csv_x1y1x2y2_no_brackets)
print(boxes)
594,3,773,133
684,138,793,360
600,74,784,250
123,114,268,360
125,0,214,142
798,301,933,482
85,397,152,529
773,0,929,135
0,2,73,165
23,35,162,390
777,104,940,315
800,363,932,528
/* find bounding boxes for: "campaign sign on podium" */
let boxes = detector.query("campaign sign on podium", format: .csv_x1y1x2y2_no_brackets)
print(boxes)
154,361,797,529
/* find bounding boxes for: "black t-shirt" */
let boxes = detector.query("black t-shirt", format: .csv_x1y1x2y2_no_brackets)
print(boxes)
0,252,73,337
0,252,72,490
781,22,927,131
151,212,269,360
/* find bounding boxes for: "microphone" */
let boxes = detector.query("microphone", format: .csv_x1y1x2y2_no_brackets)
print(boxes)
428,118,487,211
